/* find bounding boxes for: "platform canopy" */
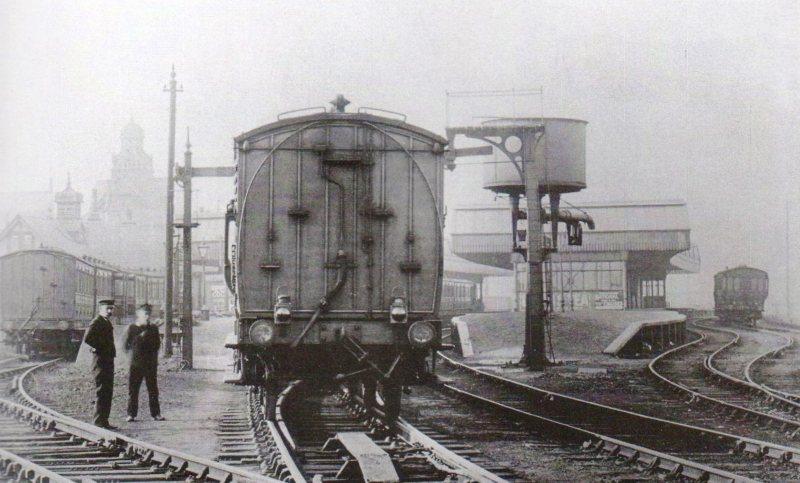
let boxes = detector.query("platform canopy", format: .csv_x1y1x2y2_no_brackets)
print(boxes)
450,200,699,273
443,239,513,283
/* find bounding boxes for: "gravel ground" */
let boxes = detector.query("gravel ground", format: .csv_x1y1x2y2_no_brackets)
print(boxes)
24,317,244,459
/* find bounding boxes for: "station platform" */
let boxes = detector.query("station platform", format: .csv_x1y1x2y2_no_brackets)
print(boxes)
452,309,686,370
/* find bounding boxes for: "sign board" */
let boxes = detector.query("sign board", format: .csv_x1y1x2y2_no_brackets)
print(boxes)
209,283,230,312
594,291,624,310
210,285,227,298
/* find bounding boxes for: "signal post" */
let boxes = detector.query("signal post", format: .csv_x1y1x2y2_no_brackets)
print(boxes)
163,66,182,357
174,130,237,369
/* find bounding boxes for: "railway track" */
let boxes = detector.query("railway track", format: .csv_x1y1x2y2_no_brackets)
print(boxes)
659,322,800,433
250,380,514,482
436,350,800,482
735,325,800,405
402,380,706,481
703,323,800,413
747,327,800,402
0,359,276,482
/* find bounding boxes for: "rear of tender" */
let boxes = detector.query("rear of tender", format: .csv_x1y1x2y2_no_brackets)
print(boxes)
227,111,447,397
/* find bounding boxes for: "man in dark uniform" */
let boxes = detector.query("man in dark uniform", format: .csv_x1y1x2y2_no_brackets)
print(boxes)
124,303,164,422
83,299,117,429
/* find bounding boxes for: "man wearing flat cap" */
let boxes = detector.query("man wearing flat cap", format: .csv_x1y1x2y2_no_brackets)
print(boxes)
124,303,164,422
84,299,117,429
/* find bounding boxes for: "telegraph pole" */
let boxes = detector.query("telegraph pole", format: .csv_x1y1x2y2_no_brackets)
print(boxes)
180,129,196,369
787,201,793,323
163,66,182,357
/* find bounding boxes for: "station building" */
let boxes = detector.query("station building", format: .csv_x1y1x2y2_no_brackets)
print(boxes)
449,200,699,311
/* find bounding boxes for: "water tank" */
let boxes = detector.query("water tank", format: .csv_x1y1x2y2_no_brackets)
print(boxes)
481,118,587,196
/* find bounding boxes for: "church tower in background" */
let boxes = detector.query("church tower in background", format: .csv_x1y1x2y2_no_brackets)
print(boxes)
88,120,166,267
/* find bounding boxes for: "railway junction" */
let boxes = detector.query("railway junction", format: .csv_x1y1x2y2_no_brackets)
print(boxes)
8,310,800,481
0,76,793,483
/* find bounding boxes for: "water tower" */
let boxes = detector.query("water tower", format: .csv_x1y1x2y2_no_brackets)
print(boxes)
446,116,593,370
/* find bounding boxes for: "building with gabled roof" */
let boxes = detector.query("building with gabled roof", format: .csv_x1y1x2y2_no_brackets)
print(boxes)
0,187,54,228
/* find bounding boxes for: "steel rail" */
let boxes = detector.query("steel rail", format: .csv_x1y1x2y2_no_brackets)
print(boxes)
439,348,800,473
0,448,73,483
741,328,798,401
7,359,277,482
267,378,510,482
393,416,508,482
353,389,511,482
0,361,36,380
438,380,748,483
259,381,306,482
648,328,800,458
694,323,800,420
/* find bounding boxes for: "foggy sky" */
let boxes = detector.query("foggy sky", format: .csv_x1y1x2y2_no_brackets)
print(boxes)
0,1,798,315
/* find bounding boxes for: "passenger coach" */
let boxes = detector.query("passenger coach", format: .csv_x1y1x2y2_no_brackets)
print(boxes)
0,249,164,358
713,266,768,326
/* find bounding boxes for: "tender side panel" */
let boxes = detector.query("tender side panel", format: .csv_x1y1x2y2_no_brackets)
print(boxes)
237,119,442,317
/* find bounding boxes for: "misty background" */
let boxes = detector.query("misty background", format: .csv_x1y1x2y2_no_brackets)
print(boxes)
0,0,797,316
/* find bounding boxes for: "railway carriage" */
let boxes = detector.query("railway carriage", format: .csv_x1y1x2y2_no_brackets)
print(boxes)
0,249,164,358
0,249,94,358
112,271,136,324
440,277,482,318
225,102,447,419
713,266,768,326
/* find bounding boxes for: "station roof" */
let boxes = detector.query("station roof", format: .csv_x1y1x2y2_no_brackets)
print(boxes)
452,200,690,233
450,200,695,271
444,243,513,282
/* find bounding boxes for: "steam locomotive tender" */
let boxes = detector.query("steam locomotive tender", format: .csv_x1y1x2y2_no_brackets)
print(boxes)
713,266,768,327
0,249,164,358
225,102,446,419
